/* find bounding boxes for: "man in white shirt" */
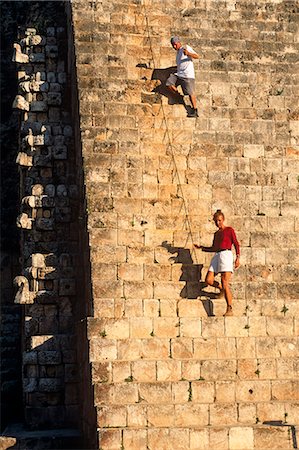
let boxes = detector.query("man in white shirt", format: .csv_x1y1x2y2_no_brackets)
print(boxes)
166,36,199,117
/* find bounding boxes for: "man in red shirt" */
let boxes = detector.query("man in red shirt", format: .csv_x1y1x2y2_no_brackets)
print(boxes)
194,210,240,316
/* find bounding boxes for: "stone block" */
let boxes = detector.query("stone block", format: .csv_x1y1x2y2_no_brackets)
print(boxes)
124,281,153,299
236,380,271,402
202,318,224,338
193,337,218,359
123,430,147,450
118,339,142,360
132,360,156,382
217,337,236,359
271,380,299,401
160,299,177,317
256,402,285,423
266,317,294,336
209,427,229,450
98,429,122,450
237,359,258,380
225,317,249,337
201,360,237,381
157,360,181,382
171,381,189,403
190,429,209,449
210,403,238,426
143,299,160,317
256,337,279,358
139,382,171,404
127,404,147,427
178,299,204,317
124,299,143,317
153,317,179,338
141,338,170,359
215,381,236,403
192,381,214,403
181,360,201,381
130,317,152,338
112,361,131,383
92,362,111,383
171,338,193,359
254,426,292,449
180,318,202,338
229,427,254,450
97,405,126,427
238,403,257,424
89,338,117,362
175,404,209,427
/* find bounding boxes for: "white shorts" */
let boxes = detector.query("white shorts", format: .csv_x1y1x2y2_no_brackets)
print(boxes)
208,250,234,274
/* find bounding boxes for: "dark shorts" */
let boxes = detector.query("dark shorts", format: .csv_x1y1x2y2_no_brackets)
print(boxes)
166,73,195,95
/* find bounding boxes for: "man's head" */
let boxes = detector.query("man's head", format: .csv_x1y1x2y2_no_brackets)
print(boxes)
170,36,182,50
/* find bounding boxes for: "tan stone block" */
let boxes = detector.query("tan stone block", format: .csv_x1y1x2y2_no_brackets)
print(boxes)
127,246,154,263
112,361,131,383
94,383,112,406
193,338,218,359
168,429,190,450
90,338,117,362
257,358,277,379
256,337,279,358
147,429,169,450
209,427,229,450
192,381,214,403
0,437,17,450
157,360,181,381
236,380,271,402
217,338,236,359
215,381,236,403
97,405,126,427
139,382,171,404
114,298,125,318
124,299,143,317
237,359,258,380
127,404,147,427
130,317,153,338
248,317,267,336
175,404,209,426
229,427,254,450
201,360,237,381
178,299,204,317
210,403,238,426
202,318,224,338
118,263,143,281
160,299,177,317
254,426,291,449
144,264,171,281
256,402,285,423
92,263,117,280
271,380,299,401
143,299,160,317
238,403,257,424
96,319,130,340
144,229,172,246
154,281,184,299
171,338,193,359
276,337,299,357
180,318,202,337
286,402,299,424
225,317,249,337
124,281,153,299
147,404,175,427
91,245,126,264
92,362,112,384
93,280,123,298
153,317,179,338
93,298,115,318
266,317,294,336
141,338,170,359
172,381,190,403
190,429,209,449
181,360,201,381
123,429,147,450
98,429,122,450
132,360,156,382
110,383,139,404
118,339,142,360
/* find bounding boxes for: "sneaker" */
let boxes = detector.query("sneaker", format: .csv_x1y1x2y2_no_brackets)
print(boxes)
187,108,199,118
223,306,233,317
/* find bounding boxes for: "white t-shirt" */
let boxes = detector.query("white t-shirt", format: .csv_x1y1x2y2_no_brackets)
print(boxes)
176,45,196,79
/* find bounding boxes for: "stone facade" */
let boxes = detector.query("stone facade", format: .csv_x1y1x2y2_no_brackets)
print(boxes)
71,0,298,449
1,0,298,449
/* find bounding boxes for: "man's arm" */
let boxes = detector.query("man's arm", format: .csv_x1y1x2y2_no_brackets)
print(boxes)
183,46,199,59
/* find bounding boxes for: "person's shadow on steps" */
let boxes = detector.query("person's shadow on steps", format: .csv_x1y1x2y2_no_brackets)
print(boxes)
161,241,216,316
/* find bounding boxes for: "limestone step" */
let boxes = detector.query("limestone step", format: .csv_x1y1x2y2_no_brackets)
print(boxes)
0,425,82,450
96,423,296,450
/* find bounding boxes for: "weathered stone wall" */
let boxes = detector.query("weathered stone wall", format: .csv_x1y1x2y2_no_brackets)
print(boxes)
71,0,298,448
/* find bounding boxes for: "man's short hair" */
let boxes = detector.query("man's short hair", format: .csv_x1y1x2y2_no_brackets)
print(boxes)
170,36,180,45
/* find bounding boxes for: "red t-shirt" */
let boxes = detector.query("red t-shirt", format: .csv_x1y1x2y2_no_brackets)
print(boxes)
212,227,240,255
